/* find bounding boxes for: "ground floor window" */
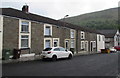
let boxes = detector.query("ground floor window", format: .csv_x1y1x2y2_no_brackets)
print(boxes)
44,38,52,49
71,39,75,48
53,38,59,47
81,41,85,50
21,35,29,48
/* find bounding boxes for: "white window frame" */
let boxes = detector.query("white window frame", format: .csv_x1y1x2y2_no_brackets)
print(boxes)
85,41,88,51
44,24,52,36
19,19,31,49
93,41,96,48
21,21,29,33
81,31,85,39
44,38,52,49
70,29,75,38
21,35,29,48
71,39,75,48
81,41,85,50
53,38,59,47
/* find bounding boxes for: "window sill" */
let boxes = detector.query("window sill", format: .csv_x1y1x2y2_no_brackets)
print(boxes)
21,32,30,33
44,35,52,37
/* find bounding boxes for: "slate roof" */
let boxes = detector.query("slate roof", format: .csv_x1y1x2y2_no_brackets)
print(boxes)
97,30,118,38
0,8,101,34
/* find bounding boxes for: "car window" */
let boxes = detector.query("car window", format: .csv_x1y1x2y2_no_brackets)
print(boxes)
43,48,52,51
54,48,60,51
59,48,65,51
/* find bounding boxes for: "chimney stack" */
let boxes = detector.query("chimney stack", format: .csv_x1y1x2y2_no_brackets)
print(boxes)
22,5,29,13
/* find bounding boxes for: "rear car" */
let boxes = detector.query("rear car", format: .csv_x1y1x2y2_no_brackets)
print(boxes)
40,47,73,61
114,46,120,51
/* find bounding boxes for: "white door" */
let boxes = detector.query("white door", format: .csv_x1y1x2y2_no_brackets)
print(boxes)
0,16,3,59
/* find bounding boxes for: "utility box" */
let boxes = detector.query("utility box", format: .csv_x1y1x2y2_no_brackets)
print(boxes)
2,49,11,60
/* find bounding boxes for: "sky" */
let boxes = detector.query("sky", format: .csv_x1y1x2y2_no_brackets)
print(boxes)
0,0,120,20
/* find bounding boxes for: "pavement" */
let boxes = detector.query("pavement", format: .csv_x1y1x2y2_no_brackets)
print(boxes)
2,52,101,64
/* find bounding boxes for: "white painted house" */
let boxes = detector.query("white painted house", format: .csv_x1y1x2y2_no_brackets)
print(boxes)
97,34,105,52
98,29,120,48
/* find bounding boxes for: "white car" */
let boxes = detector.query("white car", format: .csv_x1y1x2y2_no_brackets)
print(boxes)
40,47,73,61
109,47,117,52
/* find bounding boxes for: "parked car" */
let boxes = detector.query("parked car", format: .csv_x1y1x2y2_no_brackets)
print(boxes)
114,46,120,51
40,47,73,61
109,47,117,53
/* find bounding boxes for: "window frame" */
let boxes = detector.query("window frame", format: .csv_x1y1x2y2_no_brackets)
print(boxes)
44,24,52,36
81,41,85,50
70,29,75,38
81,31,85,39
53,38,59,47
19,20,31,49
71,39,75,48
21,35,29,48
21,21,29,33
44,38,52,49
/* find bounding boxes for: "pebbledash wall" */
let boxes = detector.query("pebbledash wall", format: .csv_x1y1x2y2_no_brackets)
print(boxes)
0,6,105,58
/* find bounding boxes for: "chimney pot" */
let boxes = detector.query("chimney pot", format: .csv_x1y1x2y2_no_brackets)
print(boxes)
22,5,29,13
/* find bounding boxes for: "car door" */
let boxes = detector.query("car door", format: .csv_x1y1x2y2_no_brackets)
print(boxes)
59,48,69,58
53,48,61,58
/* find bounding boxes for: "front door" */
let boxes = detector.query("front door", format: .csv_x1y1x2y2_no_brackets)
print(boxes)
65,40,70,50
90,42,93,52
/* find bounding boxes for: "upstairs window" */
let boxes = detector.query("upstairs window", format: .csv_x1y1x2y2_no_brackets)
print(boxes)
44,24,52,36
21,21,29,33
71,30,75,38
81,31,85,39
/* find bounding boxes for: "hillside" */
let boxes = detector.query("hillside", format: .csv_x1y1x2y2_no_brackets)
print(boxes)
61,7,119,30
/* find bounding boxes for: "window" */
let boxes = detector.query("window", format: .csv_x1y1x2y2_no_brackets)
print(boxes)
43,48,52,51
59,48,65,51
44,38,52,49
71,39,75,48
99,35,101,41
53,38,59,47
45,40,51,48
103,36,105,41
71,30,75,38
21,21,29,33
54,48,60,51
21,35,29,48
93,41,96,48
81,31,85,39
81,41,85,50
44,24,52,36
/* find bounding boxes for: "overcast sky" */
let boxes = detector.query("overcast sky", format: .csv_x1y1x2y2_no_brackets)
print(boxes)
0,0,120,19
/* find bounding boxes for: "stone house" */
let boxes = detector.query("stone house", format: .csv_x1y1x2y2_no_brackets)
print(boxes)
0,5,105,59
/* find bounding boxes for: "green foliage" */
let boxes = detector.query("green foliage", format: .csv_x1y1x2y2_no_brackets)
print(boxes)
63,7,119,30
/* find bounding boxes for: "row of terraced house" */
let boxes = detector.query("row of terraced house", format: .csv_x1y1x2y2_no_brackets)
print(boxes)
0,5,105,59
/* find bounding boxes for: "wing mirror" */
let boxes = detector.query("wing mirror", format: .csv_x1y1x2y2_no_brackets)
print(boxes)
65,49,68,52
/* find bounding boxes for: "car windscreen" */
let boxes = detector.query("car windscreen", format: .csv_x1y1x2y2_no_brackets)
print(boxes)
43,48,52,51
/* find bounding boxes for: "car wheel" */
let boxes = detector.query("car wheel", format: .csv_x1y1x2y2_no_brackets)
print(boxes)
52,55,57,61
68,54,72,59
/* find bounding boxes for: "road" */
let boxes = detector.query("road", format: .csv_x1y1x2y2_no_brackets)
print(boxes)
2,52,119,77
